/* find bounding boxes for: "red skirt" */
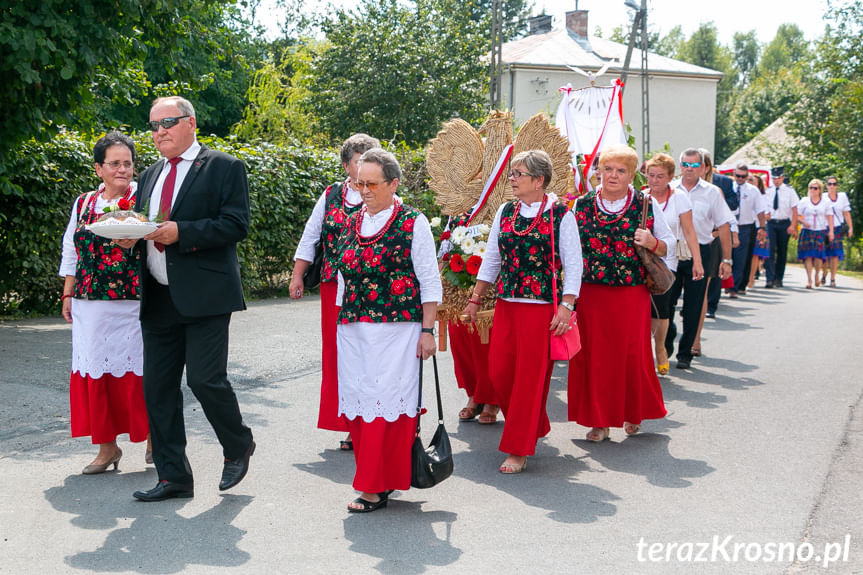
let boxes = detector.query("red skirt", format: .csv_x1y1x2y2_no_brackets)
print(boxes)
69,371,149,444
318,280,348,432
567,283,667,427
488,300,555,456
448,321,497,404
346,413,416,493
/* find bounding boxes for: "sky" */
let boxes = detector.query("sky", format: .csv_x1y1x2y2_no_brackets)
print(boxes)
256,0,834,46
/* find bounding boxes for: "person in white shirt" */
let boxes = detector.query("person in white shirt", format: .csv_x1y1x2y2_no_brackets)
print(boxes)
765,167,799,288
665,149,732,370
823,176,854,287
289,133,380,452
796,179,834,289
644,153,702,375
729,164,768,295
464,150,581,471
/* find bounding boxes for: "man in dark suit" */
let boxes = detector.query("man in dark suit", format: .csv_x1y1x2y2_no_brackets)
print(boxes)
130,96,255,501
702,149,738,319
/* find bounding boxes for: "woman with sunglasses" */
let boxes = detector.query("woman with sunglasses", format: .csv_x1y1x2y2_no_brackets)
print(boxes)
58,132,151,474
335,148,441,512
463,150,581,474
290,134,379,452
823,176,853,287
568,145,673,442
796,179,834,288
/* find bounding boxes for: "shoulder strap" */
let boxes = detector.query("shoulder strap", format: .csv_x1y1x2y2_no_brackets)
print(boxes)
76,191,96,223
640,190,650,229
550,198,558,308
326,181,343,204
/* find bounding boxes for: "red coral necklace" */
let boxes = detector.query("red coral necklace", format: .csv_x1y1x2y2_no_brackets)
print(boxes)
594,187,633,226
509,194,548,237
354,202,401,246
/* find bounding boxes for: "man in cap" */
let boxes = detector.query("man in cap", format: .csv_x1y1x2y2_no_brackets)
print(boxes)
764,167,798,288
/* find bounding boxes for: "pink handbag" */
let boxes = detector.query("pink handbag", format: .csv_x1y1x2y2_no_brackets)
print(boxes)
549,204,581,361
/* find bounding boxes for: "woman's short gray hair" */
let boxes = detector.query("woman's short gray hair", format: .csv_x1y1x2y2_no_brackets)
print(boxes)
359,148,402,182
511,150,553,189
340,134,381,165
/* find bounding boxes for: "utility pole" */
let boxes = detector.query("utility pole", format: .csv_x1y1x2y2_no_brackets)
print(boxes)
621,0,650,157
489,0,503,109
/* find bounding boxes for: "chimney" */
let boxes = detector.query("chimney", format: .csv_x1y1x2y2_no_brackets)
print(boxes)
566,10,589,42
528,14,553,35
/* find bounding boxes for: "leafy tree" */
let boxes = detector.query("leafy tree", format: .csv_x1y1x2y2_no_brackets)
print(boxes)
733,30,760,87
308,0,489,146
757,23,811,78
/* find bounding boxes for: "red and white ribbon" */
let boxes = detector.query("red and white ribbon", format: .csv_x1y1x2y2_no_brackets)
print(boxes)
466,144,513,225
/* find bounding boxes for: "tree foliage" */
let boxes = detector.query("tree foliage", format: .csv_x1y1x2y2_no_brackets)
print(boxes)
307,0,490,146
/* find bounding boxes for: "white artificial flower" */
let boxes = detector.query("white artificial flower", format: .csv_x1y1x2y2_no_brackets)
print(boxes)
450,226,468,244
478,224,491,235
473,240,487,257
461,237,476,254
430,216,441,228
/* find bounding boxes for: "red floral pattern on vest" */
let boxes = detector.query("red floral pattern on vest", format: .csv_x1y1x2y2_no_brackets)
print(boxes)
72,191,141,300
496,200,567,303
574,189,653,286
337,205,423,324
320,182,362,282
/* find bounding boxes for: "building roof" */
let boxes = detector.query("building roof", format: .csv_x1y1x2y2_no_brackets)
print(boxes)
722,117,790,166
501,28,723,80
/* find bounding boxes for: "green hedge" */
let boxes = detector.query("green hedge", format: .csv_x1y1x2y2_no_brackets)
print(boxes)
0,131,434,316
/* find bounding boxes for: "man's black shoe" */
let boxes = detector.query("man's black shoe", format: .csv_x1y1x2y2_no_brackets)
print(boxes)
219,440,255,491
705,310,716,319
676,358,691,369
133,480,194,502
764,282,774,288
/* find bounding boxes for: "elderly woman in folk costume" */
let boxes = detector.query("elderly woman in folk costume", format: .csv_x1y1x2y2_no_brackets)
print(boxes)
290,134,380,451
567,144,674,442
335,148,442,512
59,132,151,474
463,149,583,474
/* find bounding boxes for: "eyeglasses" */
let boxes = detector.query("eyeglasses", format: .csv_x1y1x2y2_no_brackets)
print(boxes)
826,182,838,186
508,170,535,179
101,161,133,170
681,161,701,168
734,173,748,178
148,115,190,131
355,180,389,191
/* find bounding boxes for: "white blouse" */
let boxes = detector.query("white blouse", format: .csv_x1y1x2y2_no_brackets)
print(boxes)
477,193,583,301
293,179,363,263
647,188,691,272
797,197,833,231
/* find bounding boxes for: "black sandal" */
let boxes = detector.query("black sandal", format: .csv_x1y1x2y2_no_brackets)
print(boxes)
339,440,354,451
347,493,388,513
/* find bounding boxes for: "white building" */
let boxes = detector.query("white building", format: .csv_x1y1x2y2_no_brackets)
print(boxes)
500,10,723,160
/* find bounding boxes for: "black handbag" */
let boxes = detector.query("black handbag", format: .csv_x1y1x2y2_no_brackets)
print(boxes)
302,182,343,290
410,355,454,489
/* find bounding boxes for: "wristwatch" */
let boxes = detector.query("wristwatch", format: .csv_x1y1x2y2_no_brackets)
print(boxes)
421,327,436,336
721,258,733,265
559,301,575,312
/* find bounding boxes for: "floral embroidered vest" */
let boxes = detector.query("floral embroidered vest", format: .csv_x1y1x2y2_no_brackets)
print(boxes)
496,200,567,303
337,204,424,324
574,189,651,287
72,191,141,300
320,182,363,282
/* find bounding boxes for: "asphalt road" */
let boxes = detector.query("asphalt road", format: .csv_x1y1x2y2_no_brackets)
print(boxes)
1,268,861,575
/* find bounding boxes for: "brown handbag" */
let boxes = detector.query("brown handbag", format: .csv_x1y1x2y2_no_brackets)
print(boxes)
635,193,675,295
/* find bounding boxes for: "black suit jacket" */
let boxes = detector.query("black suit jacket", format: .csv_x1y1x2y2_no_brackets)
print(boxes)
135,145,249,318
712,173,739,211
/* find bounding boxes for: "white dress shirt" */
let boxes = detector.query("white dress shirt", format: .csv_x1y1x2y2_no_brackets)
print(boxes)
734,181,767,225
477,193,583,300
767,183,799,220
672,178,734,244
146,140,202,285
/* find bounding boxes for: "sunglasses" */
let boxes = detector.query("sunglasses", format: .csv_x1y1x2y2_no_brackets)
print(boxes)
681,161,701,168
148,115,190,132
734,173,748,178
355,179,389,192
808,186,821,190
826,182,838,186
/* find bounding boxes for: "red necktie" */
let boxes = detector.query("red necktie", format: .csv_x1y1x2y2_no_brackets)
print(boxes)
155,157,183,252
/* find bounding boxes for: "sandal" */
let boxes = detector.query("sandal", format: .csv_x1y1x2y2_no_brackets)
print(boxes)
339,440,354,451
586,427,610,442
477,407,499,425
624,422,642,436
347,493,388,513
656,362,669,375
830,279,836,288
458,404,480,421
499,457,527,474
